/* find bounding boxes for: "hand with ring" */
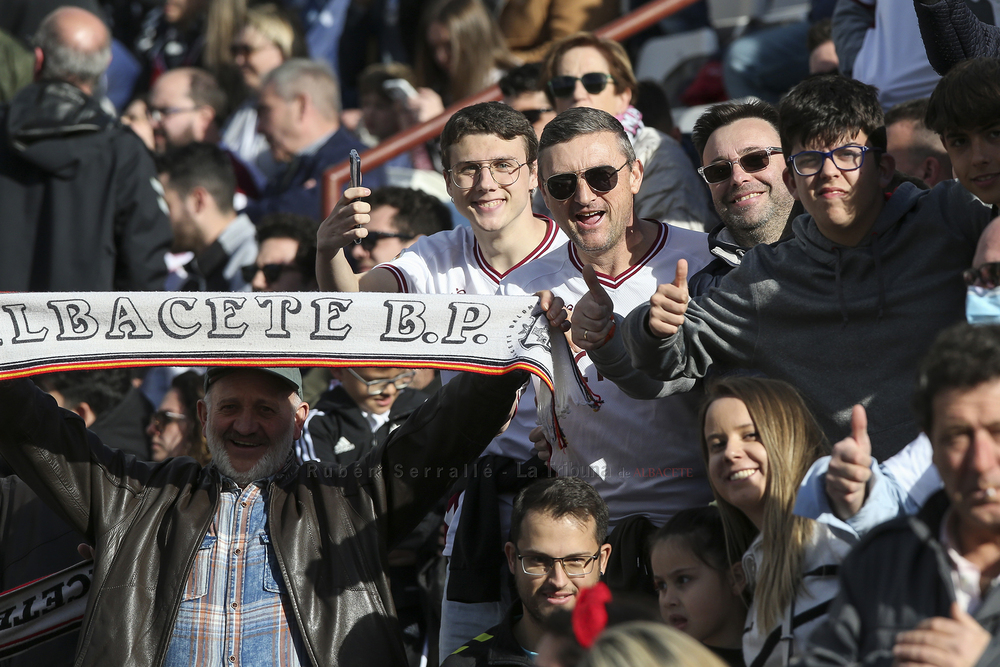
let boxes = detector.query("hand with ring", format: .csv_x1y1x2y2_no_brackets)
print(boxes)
571,266,617,350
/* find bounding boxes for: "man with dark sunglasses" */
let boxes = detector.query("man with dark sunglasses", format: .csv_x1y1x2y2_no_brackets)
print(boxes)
502,107,715,537
246,212,319,292
346,186,452,274
540,32,716,233
686,99,799,296
610,74,999,462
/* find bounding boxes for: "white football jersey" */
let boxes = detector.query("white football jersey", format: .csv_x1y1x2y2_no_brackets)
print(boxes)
375,215,569,554
503,222,715,526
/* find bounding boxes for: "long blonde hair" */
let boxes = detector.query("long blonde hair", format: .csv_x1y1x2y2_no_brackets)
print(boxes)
698,377,829,632
416,0,518,102
579,622,728,667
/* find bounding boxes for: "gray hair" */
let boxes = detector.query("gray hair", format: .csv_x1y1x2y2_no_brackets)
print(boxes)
33,11,111,88
261,58,341,120
538,107,635,176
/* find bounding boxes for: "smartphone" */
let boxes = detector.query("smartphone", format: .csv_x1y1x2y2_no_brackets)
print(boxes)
349,149,363,244
383,78,419,102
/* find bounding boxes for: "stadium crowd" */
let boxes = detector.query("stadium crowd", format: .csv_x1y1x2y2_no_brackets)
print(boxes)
1,0,1000,665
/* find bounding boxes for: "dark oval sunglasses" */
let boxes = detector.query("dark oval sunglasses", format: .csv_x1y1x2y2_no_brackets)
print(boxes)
547,73,615,99
698,147,783,184
241,263,300,284
544,163,628,201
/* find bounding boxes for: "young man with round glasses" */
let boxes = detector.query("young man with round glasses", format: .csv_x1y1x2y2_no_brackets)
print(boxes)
541,32,716,232
316,101,568,657
612,74,999,462
443,477,611,665
503,106,714,531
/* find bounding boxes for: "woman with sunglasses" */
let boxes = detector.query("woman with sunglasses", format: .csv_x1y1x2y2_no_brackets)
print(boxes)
147,370,211,465
541,33,716,232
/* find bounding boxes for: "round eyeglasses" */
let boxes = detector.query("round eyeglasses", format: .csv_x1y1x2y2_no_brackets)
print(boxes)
698,147,783,184
788,145,874,177
446,159,525,190
516,550,602,577
544,163,628,201
345,368,416,396
548,73,615,99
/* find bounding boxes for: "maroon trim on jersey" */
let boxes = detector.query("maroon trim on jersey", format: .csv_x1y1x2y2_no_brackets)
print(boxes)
472,215,560,284
381,264,410,292
568,221,667,289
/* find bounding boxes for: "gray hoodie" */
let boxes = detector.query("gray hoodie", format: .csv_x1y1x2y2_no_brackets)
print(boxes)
619,180,994,460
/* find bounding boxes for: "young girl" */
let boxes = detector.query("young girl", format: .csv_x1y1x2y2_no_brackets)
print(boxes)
700,377,855,667
649,507,747,667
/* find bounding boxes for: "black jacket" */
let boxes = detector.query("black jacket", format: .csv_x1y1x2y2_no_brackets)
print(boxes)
298,385,429,465
0,370,526,667
0,81,171,291
795,491,1000,666
915,0,1000,75
441,601,534,667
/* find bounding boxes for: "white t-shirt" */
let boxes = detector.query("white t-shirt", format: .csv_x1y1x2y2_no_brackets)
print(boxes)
377,216,569,554
502,222,715,526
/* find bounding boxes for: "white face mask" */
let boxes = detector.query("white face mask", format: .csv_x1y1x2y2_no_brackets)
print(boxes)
967,285,1000,324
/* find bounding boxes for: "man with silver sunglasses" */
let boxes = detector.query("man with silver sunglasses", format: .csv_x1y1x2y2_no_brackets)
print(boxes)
687,99,799,296
605,74,999,462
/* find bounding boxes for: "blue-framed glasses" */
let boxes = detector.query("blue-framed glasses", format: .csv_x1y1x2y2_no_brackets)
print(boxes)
788,145,875,177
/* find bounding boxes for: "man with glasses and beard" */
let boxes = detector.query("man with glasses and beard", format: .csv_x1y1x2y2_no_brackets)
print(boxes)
687,99,799,296
443,477,611,665
0,365,527,666
503,106,715,533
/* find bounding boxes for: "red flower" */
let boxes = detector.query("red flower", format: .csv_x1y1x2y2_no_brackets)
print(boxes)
572,582,612,649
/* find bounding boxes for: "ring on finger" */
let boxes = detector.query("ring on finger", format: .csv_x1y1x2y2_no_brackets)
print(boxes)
583,329,589,341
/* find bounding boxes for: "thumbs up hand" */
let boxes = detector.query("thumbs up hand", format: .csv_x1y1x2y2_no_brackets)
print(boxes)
572,265,617,350
647,259,689,338
826,404,874,520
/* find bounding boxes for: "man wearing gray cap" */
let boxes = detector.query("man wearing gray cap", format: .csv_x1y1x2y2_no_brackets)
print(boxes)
0,365,526,666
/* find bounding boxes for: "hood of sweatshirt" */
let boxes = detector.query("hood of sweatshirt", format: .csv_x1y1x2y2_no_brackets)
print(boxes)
706,222,749,268
6,81,113,178
791,183,928,324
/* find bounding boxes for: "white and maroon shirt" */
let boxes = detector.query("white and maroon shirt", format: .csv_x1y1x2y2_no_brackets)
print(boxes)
375,215,568,555
502,222,714,526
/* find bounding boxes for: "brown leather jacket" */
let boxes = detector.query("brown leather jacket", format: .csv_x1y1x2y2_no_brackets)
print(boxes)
0,370,527,667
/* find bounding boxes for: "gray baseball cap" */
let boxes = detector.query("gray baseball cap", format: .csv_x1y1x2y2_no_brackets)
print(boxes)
204,367,303,396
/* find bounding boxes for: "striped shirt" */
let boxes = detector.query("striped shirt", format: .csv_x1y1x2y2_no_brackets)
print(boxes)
164,479,307,666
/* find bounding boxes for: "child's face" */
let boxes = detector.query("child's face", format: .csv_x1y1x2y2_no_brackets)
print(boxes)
942,123,1000,206
783,130,894,246
651,537,746,649
704,397,769,528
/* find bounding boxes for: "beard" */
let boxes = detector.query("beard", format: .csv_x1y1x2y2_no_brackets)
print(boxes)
206,421,296,487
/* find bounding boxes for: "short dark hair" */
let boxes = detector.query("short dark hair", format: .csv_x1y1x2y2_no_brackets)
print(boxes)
778,74,886,156
157,142,236,214
34,368,133,418
692,99,781,159
806,18,833,53
367,187,452,237
914,323,1000,433
186,68,228,124
509,477,609,547
538,107,635,177
256,212,320,282
925,58,1000,136
440,101,538,169
885,98,929,127
499,62,544,98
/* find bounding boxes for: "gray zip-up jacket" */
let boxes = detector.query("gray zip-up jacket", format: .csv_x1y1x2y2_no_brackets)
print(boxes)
620,180,994,460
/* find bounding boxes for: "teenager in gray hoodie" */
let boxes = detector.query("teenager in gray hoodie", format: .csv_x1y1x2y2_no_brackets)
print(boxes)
578,74,997,462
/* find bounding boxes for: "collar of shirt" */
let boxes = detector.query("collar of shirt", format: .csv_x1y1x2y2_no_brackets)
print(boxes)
941,508,1000,614
297,128,337,158
361,408,392,434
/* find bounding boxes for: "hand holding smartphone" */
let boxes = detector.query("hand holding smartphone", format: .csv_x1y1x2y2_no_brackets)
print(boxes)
350,149,363,245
